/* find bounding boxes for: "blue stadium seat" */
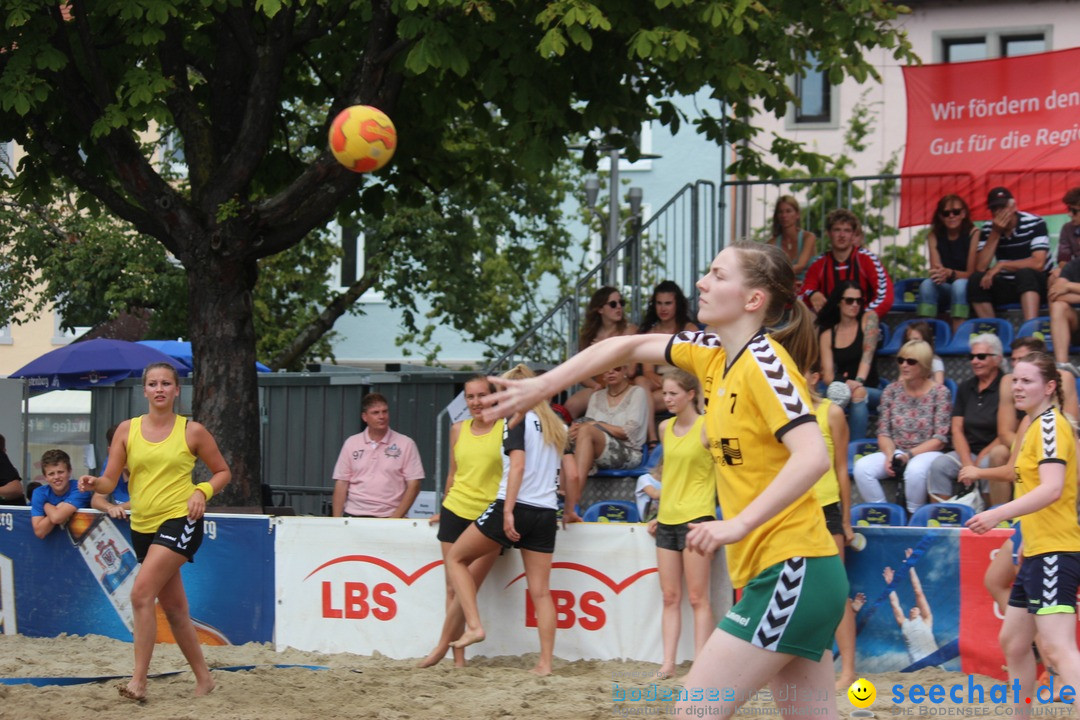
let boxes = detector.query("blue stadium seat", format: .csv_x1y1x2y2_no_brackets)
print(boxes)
592,443,662,479
582,500,641,523
847,438,880,480
880,319,952,355
892,278,927,312
877,321,891,351
940,318,1014,356
851,502,907,527
1017,316,1080,354
943,377,957,403
908,502,975,527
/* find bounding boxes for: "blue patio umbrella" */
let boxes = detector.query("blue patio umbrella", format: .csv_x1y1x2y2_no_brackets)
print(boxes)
138,340,272,373
8,339,189,394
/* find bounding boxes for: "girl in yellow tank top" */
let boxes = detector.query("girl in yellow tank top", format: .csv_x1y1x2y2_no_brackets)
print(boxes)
481,242,844,717
78,362,230,702
967,353,1080,714
652,370,715,678
420,377,505,669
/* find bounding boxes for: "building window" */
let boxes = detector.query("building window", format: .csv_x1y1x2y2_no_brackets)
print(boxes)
936,27,1049,63
786,55,838,130
794,68,831,124
0,324,12,346
337,223,383,301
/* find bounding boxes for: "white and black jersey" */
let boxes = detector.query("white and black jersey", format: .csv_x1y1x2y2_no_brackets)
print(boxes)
497,410,561,510
978,210,1051,278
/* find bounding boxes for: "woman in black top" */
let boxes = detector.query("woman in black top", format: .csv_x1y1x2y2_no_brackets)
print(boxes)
818,281,881,440
918,194,978,331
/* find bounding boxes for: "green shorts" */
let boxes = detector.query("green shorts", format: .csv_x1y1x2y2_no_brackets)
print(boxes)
719,555,848,661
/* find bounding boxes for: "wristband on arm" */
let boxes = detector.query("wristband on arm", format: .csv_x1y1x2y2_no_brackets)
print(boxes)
196,482,214,501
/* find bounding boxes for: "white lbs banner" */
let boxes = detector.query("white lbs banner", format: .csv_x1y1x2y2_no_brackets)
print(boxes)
273,517,731,663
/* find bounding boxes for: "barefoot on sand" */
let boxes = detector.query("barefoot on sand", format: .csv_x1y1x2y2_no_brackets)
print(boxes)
117,682,146,703
194,675,215,697
416,645,450,668
449,628,485,649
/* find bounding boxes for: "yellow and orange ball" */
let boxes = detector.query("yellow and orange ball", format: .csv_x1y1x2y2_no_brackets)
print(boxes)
328,105,397,173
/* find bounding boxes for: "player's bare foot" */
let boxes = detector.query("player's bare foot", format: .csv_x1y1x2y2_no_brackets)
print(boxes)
657,664,676,679
449,628,485,649
417,644,450,668
836,672,857,692
117,681,146,703
530,662,552,676
194,674,215,697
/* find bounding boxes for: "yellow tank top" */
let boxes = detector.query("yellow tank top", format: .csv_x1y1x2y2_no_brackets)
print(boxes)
442,418,505,520
127,415,197,533
1015,407,1080,555
811,400,841,507
658,415,716,524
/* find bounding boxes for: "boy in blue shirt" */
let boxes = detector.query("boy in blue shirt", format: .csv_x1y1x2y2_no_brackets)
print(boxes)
31,449,91,538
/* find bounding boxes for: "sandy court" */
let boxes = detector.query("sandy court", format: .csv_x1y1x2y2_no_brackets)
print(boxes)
1,634,1059,720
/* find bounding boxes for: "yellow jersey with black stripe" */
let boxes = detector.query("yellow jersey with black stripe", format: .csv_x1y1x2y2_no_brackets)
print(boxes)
658,414,716,525
442,418,505,520
126,415,196,533
1015,407,1080,556
811,399,841,508
666,330,837,588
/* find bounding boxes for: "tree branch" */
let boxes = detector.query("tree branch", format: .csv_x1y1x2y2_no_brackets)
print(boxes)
160,19,215,195
267,262,386,370
201,6,296,213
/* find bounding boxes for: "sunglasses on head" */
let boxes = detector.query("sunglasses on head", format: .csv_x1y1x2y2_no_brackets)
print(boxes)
606,299,627,309
841,297,862,305
940,208,964,218
969,352,997,361
896,357,919,366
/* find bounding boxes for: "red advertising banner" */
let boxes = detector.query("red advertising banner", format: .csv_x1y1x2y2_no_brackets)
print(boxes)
901,47,1080,227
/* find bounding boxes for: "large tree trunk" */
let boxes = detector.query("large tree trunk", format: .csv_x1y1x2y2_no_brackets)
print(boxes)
186,250,261,507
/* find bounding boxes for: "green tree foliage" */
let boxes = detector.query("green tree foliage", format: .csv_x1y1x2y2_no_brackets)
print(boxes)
0,1,915,504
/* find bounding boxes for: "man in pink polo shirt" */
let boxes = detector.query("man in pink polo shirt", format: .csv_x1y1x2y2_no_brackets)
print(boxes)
331,392,425,518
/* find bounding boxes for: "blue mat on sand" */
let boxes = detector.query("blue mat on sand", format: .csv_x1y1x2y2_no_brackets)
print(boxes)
0,664,329,687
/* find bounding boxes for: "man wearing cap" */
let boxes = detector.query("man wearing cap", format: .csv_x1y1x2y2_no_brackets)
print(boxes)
331,392,425,518
968,187,1050,322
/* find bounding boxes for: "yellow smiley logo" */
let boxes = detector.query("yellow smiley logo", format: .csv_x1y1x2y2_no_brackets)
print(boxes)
847,677,876,708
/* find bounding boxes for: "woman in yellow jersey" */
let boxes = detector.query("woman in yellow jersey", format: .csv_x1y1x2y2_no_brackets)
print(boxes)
967,352,1080,714
78,362,229,702
418,376,505,668
805,361,859,690
651,369,714,679
482,241,846,717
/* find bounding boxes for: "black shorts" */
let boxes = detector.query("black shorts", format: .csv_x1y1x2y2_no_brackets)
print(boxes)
436,506,474,544
131,516,204,564
821,502,844,537
655,516,715,552
1008,551,1080,614
475,500,557,554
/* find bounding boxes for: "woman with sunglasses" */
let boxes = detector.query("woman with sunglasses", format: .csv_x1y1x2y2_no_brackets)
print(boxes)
853,340,951,515
918,195,978,332
817,281,881,440
563,286,638,419
900,321,945,385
